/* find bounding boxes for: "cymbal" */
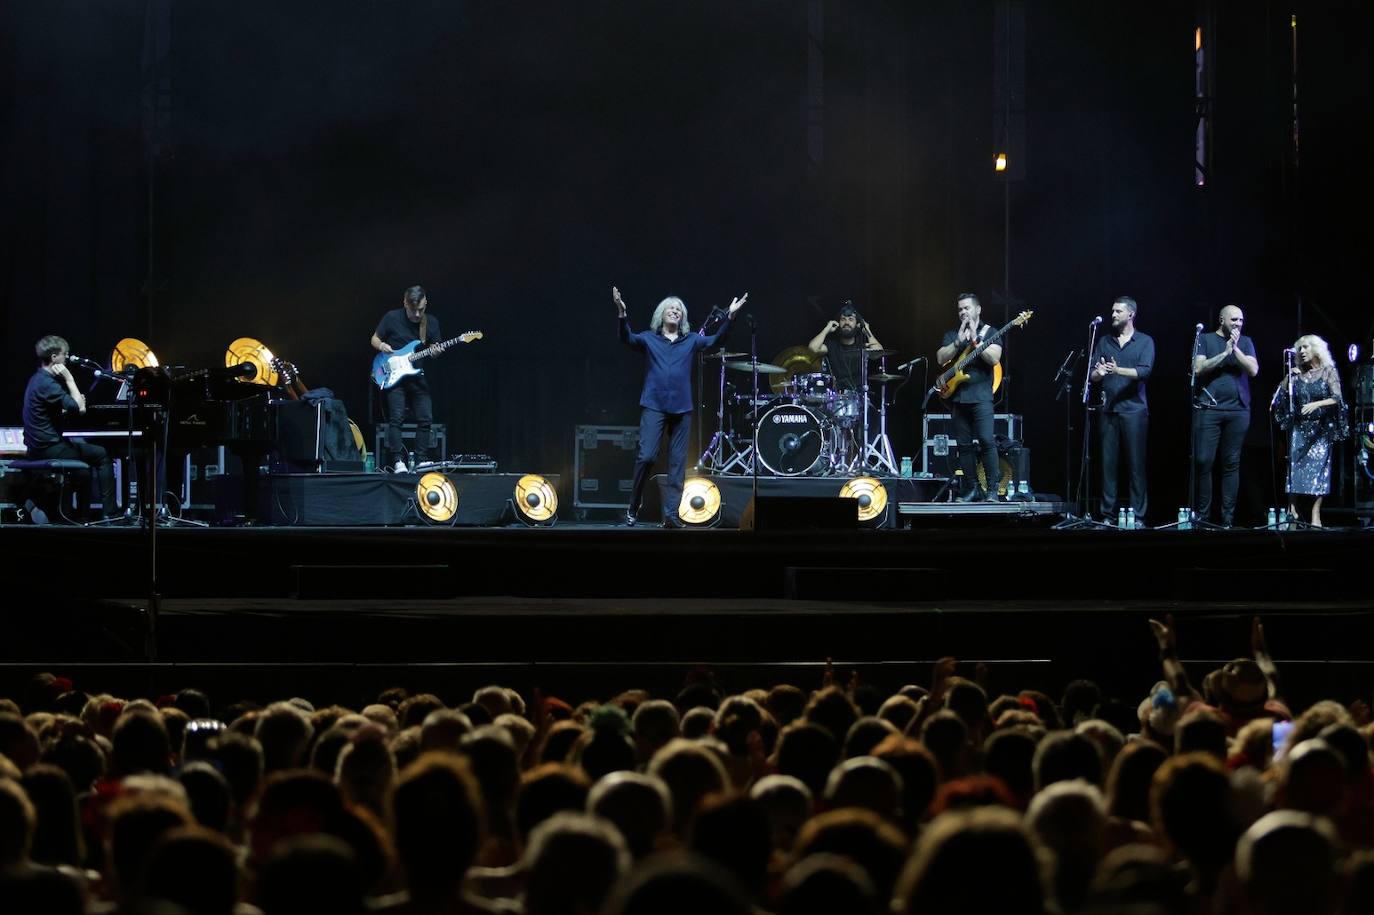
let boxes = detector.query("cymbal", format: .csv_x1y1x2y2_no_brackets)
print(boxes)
703,351,746,360
870,373,904,383
771,345,821,393
865,348,899,359
725,361,788,374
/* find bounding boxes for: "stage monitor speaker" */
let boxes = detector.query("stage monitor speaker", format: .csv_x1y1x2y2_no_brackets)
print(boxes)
740,496,857,531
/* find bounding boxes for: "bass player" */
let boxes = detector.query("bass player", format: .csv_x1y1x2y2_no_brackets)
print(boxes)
935,292,1002,502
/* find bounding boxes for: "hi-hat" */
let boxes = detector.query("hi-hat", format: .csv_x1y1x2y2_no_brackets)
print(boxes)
725,361,788,374
865,348,899,359
870,373,904,383
704,351,747,360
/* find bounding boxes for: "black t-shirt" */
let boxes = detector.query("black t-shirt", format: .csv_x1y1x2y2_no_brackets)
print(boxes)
374,308,442,352
23,368,79,449
939,324,996,404
1196,331,1255,410
827,336,865,391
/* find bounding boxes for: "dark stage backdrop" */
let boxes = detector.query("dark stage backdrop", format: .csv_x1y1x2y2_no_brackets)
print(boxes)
4,1,1370,520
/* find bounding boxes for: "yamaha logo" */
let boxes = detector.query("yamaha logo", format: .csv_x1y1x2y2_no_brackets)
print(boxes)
773,414,808,424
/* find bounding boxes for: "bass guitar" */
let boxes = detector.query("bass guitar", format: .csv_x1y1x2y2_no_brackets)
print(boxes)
926,310,1034,404
371,331,483,390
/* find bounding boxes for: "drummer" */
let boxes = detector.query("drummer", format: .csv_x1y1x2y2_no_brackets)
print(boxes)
807,302,886,392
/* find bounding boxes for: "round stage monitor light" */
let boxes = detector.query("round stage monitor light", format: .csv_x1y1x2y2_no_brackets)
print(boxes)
111,338,159,372
678,477,722,527
838,476,889,524
514,474,558,525
225,337,280,387
416,472,458,523
1349,343,1360,363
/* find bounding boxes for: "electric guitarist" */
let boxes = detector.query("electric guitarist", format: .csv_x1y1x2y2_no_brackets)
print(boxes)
935,293,1003,502
371,284,442,473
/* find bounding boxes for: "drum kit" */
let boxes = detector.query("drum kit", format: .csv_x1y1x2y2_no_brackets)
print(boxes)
697,344,902,477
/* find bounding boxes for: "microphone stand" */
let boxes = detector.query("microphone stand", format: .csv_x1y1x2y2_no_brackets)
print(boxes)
748,315,761,520
1053,321,1113,529
1051,349,1081,508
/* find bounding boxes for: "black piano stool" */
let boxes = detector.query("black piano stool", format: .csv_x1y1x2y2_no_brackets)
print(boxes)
6,459,91,525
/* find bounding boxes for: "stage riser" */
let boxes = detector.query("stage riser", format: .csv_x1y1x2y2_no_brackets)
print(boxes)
8,608,1374,714
4,527,1370,602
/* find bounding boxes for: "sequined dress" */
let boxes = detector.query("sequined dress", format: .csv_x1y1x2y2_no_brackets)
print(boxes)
1272,365,1344,495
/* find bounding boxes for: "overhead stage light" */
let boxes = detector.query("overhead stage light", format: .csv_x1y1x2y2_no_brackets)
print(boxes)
416,472,459,524
994,152,1008,173
225,337,280,387
514,474,558,526
111,338,159,371
839,476,888,525
678,477,722,527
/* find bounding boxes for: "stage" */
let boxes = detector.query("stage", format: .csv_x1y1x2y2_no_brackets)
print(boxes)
3,508,1370,690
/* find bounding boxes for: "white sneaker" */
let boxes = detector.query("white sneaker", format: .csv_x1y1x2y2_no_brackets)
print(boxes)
392,460,408,473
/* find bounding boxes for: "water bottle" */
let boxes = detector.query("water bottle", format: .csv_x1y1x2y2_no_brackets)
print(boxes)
364,453,376,474
1126,507,1136,529
407,451,416,473
900,456,912,478
1019,480,1030,499
1267,507,1277,528
1117,508,1126,529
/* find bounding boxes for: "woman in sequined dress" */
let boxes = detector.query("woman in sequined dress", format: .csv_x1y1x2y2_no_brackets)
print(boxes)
1271,334,1345,527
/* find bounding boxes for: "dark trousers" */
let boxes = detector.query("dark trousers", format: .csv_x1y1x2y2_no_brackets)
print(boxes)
950,399,999,493
383,374,433,463
1100,411,1148,519
629,408,691,522
1194,408,1250,523
28,438,118,519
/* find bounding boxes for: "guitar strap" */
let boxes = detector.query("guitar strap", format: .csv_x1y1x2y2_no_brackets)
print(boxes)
419,313,429,344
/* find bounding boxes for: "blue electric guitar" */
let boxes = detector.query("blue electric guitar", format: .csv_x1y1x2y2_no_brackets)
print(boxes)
371,331,483,390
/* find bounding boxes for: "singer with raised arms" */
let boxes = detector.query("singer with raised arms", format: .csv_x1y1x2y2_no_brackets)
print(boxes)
1090,297,1154,523
1192,304,1259,526
22,334,118,520
615,286,746,527
935,293,1003,502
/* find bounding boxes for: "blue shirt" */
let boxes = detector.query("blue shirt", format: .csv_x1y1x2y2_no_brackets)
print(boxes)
620,315,734,414
1094,329,1155,414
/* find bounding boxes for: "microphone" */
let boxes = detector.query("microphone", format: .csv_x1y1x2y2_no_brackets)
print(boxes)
1090,316,1103,326
896,356,927,371
1194,323,1205,333
67,355,107,377
1283,347,1296,355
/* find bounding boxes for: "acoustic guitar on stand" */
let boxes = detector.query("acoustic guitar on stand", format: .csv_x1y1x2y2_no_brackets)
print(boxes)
923,310,1034,407
371,331,483,390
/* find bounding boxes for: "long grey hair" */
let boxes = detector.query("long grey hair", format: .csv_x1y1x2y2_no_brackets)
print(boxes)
649,296,690,334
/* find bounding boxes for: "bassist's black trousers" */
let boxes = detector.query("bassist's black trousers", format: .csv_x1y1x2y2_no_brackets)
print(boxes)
950,399,999,494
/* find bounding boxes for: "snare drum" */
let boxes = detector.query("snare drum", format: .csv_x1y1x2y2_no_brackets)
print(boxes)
827,390,863,426
757,403,827,476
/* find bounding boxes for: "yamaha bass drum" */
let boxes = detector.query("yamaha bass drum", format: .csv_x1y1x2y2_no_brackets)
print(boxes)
756,403,827,476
